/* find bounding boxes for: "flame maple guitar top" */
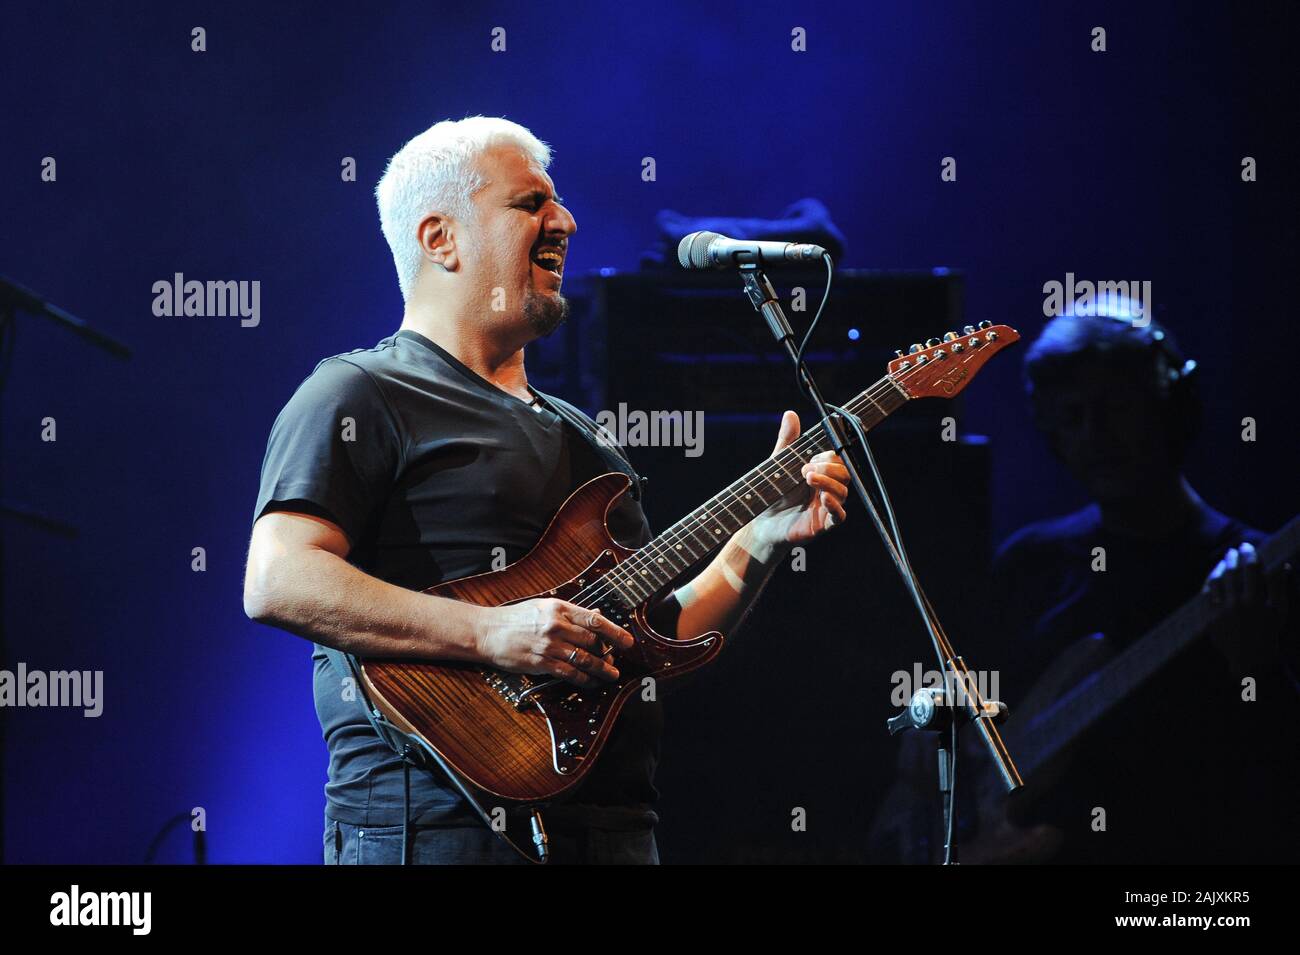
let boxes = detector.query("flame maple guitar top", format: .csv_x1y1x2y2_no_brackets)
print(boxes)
359,472,724,803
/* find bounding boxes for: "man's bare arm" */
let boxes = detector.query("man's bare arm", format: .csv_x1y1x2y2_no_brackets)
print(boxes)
669,523,789,639
655,412,849,640
243,510,632,685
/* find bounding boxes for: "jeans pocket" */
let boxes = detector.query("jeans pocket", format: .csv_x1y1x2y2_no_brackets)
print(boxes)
354,824,407,865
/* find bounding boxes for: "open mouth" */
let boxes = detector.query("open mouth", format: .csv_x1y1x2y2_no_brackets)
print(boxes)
531,246,565,276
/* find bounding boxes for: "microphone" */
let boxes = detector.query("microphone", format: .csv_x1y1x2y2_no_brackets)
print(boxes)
676,231,827,270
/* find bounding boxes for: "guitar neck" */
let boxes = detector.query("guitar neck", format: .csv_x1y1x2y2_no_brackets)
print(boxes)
599,374,910,607
1017,514,1300,777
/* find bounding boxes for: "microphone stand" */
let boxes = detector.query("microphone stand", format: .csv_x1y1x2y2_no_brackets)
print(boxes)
737,263,1021,863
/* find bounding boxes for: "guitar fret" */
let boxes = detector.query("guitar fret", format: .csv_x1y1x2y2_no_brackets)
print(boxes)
705,500,746,537
673,531,706,561
715,494,746,527
756,464,784,492
653,548,689,576
692,515,726,546
614,575,647,604
599,375,910,606
731,486,765,518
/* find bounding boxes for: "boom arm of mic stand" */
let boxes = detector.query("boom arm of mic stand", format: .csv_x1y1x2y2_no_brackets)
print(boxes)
0,277,132,359
737,265,1022,795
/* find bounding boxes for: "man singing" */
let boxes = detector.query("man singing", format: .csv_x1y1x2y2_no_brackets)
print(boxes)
242,117,849,864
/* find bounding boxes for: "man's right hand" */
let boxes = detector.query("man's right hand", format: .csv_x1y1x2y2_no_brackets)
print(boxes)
474,599,635,686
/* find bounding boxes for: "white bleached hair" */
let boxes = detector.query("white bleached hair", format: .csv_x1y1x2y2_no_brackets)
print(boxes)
375,116,552,301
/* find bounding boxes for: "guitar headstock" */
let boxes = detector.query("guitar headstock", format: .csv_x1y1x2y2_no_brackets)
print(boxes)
887,323,1020,399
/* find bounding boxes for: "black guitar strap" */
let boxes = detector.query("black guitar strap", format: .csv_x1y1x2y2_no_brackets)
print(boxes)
321,646,547,864
320,647,420,767
529,386,648,503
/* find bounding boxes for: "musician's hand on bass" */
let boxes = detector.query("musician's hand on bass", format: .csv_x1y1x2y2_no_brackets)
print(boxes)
474,598,636,686
1203,541,1291,676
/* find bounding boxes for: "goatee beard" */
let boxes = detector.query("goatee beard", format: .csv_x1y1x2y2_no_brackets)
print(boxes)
523,289,570,337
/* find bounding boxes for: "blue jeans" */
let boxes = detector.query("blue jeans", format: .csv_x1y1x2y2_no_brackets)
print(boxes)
323,817,660,865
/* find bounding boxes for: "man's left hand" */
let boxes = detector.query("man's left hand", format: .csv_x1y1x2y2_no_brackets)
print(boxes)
749,410,850,550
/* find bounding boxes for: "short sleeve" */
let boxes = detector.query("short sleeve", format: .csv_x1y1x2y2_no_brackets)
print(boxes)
253,357,402,546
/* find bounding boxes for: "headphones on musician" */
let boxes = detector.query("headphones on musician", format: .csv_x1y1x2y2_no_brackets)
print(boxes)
1023,298,1202,465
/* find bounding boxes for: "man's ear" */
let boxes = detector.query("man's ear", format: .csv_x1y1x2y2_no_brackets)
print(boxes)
417,214,459,272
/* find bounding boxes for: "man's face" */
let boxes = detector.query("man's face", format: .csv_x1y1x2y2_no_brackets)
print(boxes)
460,145,577,338
1034,359,1178,503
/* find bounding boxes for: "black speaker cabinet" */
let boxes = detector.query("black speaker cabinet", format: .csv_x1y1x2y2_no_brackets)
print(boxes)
526,269,993,861
530,268,966,420
624,417,992,863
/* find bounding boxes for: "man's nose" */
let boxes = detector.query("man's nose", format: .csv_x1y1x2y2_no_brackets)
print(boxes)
1079,403,1119,444
547,202,577,237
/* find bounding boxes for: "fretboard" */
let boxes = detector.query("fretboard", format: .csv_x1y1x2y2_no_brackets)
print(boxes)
1015,514,1300,777
600,375,910,607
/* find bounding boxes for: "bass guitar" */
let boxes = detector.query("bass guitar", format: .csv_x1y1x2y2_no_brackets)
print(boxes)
872,513,1300,863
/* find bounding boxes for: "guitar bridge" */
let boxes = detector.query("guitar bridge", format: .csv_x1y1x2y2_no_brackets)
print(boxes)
482,670,538,710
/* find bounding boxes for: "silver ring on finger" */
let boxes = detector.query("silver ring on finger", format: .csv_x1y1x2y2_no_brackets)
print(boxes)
567,648,579,664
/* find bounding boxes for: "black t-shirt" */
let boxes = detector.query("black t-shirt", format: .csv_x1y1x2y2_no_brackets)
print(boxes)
253,329,663,828
987,501,1297,863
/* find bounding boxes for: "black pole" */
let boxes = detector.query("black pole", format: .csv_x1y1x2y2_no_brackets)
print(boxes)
738,263,1022,861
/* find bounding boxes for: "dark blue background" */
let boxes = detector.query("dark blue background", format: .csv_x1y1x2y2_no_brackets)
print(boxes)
2,1,1294,862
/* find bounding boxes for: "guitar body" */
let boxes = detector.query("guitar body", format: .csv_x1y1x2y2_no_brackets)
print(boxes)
359,472,724,803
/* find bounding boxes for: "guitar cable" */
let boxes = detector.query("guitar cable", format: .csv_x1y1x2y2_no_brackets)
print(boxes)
794,255,961,863
825,402,960,862
395,731,550,865
332,649,550,865
394,731,550,865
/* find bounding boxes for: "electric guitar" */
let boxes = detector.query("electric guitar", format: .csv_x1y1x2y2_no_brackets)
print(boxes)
359,324,1020,803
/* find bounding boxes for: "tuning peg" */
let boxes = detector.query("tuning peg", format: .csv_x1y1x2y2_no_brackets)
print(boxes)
978,320,992,330
908,343,922,354
963,324,976,334
942,331,958,342
894,349,905,358
925,337,941,348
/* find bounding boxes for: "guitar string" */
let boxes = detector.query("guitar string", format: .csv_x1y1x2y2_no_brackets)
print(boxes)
511,375,909,701
517,333,1001,695
573,325,1006,612
566,377,900,612
567,361,926,613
